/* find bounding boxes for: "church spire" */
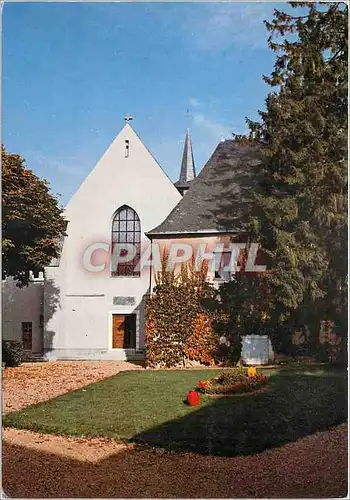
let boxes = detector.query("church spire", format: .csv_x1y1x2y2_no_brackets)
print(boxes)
175,129,196,196
179,129,196,182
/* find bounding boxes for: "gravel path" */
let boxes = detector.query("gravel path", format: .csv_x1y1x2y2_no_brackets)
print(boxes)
3,424,347,498
2,360,143,413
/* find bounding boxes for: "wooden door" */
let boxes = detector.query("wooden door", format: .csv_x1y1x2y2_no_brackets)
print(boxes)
112,315,125,348
124,315,136,349
112,314,136,349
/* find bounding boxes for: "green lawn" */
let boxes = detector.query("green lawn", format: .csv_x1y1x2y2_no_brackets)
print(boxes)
3,365,347,456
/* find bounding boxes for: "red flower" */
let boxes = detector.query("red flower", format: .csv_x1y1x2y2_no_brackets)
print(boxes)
198,380,208,389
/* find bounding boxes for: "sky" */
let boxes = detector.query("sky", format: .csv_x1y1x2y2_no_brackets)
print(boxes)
3,2,292,206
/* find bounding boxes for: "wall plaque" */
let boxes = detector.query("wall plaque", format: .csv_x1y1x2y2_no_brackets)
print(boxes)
113,296,136,306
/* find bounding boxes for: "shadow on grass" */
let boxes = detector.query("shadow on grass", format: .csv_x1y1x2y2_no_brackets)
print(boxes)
132,369,348,456
3,423,348,499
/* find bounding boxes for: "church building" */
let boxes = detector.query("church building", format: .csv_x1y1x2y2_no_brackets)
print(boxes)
2,117,262,361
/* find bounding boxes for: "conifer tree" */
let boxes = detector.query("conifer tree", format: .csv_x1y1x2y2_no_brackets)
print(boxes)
247,2,348,346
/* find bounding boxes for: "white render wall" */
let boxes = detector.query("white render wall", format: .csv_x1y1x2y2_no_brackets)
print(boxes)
241,335,274,365
43,123,181,360
2,277,44,353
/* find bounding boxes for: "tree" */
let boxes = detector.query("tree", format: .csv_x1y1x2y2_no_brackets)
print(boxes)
2,146,67,286
219,3,347,358
245,2,348,348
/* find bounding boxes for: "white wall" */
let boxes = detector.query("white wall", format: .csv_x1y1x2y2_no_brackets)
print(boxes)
2,277,44,353
44,123,181,360
241,335,274,365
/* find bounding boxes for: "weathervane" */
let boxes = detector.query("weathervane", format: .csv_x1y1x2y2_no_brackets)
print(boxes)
124,113,133,122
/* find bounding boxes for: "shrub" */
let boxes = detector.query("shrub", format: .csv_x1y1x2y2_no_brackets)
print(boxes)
229,336,243,365
184,313,219,365
213,267,271,365
146,252,219,368
199,367,269,395
2,340,23,367
211,366,248,385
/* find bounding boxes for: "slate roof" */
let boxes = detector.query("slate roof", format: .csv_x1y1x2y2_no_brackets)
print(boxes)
173,180,192,190
147,139,262,237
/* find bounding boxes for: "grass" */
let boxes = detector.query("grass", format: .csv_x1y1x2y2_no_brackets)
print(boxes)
3,364,347,456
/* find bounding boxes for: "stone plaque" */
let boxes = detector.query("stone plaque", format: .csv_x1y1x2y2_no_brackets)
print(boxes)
113,296,136,306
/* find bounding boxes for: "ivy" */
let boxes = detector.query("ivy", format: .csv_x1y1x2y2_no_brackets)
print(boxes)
145,252,223,368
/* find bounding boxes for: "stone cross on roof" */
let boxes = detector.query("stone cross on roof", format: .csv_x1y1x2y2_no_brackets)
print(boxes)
124,113,133,122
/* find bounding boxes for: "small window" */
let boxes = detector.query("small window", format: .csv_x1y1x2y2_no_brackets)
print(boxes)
125,139,130,158
22,322,33,350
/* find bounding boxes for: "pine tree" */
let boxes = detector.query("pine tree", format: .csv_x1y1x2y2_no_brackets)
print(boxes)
247,2,348,346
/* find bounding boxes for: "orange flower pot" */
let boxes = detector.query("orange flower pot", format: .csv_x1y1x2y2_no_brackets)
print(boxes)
187,391,200,406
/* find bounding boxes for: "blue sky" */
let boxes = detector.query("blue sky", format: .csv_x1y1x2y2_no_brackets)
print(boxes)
3,2,290,206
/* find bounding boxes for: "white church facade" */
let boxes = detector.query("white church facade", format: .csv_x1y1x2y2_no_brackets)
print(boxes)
3,120,188,360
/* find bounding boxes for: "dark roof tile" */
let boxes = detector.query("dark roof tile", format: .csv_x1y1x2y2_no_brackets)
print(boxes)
147,139,262,236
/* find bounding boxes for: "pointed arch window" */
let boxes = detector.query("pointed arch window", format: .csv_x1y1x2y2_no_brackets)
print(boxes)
111,206,141,277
